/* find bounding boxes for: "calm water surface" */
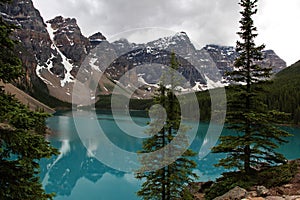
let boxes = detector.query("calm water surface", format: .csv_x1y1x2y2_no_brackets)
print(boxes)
41,110,300,200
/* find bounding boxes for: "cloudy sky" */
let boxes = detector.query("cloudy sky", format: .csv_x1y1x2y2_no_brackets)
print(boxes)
32,0,299,66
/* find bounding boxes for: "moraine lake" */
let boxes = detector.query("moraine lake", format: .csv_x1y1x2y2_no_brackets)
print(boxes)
40,110,300,200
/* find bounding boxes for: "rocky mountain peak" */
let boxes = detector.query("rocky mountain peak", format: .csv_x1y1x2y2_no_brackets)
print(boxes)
0,0,45,32
46,16,89,66
89,32,106,42
261,50,287,73
0,0,289,103
0,0,57,91
146,31,196,55
203,44,286,75
112,38,143,56
174,31,189,40
88,32,107,49
47,16,81,36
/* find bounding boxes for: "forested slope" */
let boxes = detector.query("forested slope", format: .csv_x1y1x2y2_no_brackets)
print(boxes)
195,60,300,124
266,60,300,124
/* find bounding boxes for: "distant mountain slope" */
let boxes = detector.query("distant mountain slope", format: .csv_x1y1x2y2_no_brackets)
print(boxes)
275,60,300,79
195,60,300,124
0,81,55,113
203,45,286,74
0,0,288,107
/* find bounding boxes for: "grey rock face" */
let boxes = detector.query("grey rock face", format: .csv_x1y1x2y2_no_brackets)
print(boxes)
0,0,288,102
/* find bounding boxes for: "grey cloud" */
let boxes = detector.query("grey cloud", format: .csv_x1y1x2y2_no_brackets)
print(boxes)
33,0,242,47
31,0,300,65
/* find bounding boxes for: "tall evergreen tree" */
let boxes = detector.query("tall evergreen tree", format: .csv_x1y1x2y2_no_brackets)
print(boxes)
212,0,290,174
0,1,58,199
135,52,197,200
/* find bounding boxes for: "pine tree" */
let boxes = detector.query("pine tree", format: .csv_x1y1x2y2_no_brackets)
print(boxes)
0,1,58,199
0,7,23,82
294,106,300,125
212,0,290,174
135,52,197,200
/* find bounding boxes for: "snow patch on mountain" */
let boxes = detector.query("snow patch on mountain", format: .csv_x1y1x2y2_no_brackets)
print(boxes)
137,74,159,88
89,58,100,72
204,75,226,89
46,22,56,41
57,50,74,87
46,22,75,87
192,82,204,91
149,34,179,50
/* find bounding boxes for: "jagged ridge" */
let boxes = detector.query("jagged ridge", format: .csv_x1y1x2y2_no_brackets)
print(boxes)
0,0,287,105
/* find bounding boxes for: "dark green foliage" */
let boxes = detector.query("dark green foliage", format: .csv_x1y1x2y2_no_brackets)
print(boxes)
265,61,300,124
0,2,58,199
0,7,23,82
0,91,59,200
205,161,298,200
212,0,290,174
95,94,154,110
30,83,72,109
93,60,300,123
129,98,154,110
194,61,300,123
294,106,300,125
196,90,211,121
95,95,113,109
135,53,198,200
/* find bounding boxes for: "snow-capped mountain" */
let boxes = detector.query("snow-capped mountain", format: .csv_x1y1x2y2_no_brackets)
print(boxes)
0,0,287,104
203,44,287,75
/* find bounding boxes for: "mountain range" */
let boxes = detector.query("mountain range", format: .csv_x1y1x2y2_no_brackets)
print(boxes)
0,0,287,106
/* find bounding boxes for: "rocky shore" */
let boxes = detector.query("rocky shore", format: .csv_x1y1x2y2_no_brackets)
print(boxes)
191,160,300,200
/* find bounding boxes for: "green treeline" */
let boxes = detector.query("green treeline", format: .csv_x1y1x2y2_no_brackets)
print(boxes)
194,61,300,124
95,63,300,125
265,61,300,124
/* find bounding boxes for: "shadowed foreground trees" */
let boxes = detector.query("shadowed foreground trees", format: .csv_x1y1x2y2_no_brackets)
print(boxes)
205,0,292,199
135,53,198,200
0,0,58,199
212,0,290,175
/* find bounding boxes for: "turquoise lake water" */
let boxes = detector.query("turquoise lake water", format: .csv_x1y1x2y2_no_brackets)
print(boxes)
41,110,300,200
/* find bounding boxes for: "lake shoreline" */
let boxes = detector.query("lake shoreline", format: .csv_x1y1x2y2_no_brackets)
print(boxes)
190,159,300,200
